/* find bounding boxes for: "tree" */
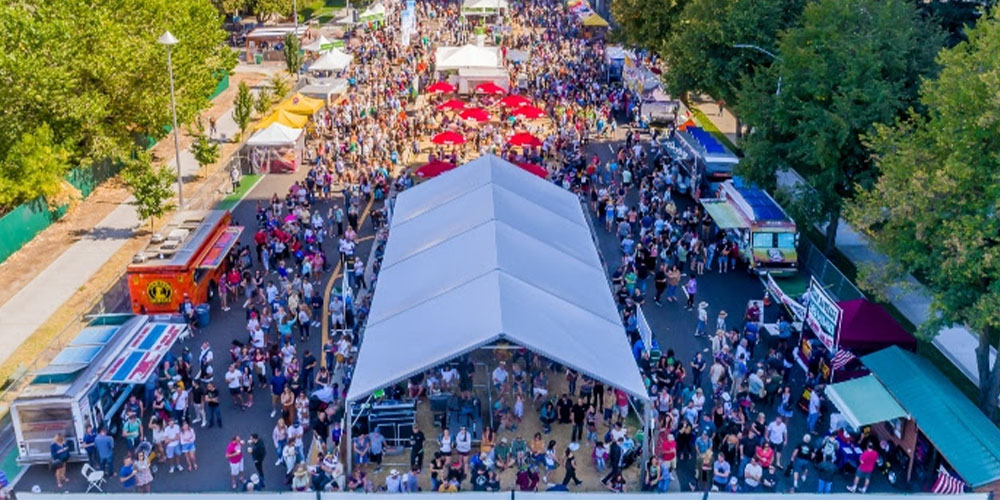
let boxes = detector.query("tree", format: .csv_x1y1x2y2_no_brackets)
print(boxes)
659,0,805,126
121,152,176,230
190,121,220,178
846,8,1000,415
254,0,294,22
0,124,72,210
233,81,255,140
610,0,688,48
283,32,304,79
735,0,943,251
255,88,274,117
269,73,290,100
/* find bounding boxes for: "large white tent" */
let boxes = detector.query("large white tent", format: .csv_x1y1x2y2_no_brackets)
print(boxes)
307,48,353,73
347,155,648,404
461,0,509,15
434,44,502,71
246,123,303,173
246,122,301,147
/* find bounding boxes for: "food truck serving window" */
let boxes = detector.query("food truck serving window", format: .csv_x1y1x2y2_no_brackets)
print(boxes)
196,226,244,269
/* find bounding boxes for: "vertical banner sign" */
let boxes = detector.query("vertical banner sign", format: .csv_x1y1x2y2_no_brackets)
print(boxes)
805,277,842,351
638,307,653,355
764,272,807,321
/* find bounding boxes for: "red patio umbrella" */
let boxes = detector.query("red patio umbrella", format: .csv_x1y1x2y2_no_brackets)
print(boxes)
475,82,507,95
499,95,531,107
413,160,458,178
507,132,542,147
518,163,549,178
513,105,546,119
425,81,456,94
431,131,467,145
436,99,467,111
459,107,490,123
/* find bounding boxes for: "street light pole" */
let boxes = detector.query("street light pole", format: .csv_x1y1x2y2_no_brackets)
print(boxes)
732,43,782,95
158,31,184,208
293,0,298,30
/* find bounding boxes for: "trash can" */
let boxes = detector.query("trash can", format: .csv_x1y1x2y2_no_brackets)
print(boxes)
254,52,263,65
195,304,211,328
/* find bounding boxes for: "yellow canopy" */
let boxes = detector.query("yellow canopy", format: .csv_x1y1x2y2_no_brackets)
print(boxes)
582,13,609,27
277,93,325,115
255,109,309,130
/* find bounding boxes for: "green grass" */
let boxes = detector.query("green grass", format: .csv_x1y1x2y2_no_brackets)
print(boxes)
215,174,261,211
690,107,741,153
300,0,346,21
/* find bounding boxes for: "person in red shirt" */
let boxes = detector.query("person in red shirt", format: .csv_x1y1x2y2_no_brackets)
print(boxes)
848,442,879,493
659,431,677,471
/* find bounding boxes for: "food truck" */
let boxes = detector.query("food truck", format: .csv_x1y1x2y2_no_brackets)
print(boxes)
127,210,243,314
10,314,189,464
700,178,798,276
664,123,740,183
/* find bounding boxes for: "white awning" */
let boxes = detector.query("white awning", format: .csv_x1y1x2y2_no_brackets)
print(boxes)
246,123,302,147
308,48,353,72
348,155,648,402
434,44,502,70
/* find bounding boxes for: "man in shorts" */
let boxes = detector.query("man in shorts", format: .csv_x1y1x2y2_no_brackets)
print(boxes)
369,428,386,473
765,416,788,467
847,442,879,493
164,418,183,473
789,433,814,490
225,435,245,489
224,364,243,408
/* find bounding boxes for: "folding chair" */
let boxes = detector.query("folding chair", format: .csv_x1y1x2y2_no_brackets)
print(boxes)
81,463,106,493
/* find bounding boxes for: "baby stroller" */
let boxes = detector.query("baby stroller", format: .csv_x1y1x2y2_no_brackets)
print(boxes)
135,440,158,474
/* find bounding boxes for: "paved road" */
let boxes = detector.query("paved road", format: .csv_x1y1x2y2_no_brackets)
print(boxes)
16,165,382,494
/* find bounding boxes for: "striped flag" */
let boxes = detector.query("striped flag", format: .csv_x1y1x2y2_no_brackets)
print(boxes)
831,349,856,371
932,465,965,494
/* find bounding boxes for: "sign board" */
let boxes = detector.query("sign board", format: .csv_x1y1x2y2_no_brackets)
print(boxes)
638,307,653,354
805,277,841,351
764,272,807,321
320,40,345,51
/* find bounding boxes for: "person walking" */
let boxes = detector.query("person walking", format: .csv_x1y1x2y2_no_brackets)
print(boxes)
226,435,245,489
561,446,582,487
94,427,114,477
205,382,222,427
846,442,878,493
684,276,697,310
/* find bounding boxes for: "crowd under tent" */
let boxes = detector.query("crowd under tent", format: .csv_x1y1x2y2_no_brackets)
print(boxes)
827,346,1000,494
246,123,303,173
245,25,309,62
434,43,503,71
461,0,509,16
346,155,649,471
300,79,349,103
307,47,354,74
456,67,509,94
358,2,387,23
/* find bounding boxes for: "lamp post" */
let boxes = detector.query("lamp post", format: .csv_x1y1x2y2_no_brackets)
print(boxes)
158,31,184,208
733,43,782,95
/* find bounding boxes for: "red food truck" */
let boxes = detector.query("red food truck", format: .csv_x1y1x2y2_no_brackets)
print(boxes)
127,210,243,313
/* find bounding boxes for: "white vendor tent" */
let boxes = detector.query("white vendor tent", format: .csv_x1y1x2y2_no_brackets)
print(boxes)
461,0,509,15
434,44,502,71
246,123,303,173
308,48,353,73
347,155,647,405
302,35,340,53
300,79,349,102
358,2,387,22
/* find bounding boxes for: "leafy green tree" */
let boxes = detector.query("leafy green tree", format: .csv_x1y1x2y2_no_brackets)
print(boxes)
122,152,176,231
270,73,290,100
736,0,943,251
283,32,304,79
847,8,1000,415
255,88,274,117
255,0,294,22
0,0,236,169
610,0,688,48
0,124,72,210
659,0,804,134
233,81,255,140
190,121,220,178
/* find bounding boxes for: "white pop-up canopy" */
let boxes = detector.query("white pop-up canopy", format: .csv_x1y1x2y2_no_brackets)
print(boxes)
347,155,648,402
246,122,302,147
308,48,353,72
358,2,387,22
434,44,502,71
462,0,509,14
303,35,334,52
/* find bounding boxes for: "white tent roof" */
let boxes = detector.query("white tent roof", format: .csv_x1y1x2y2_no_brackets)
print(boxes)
359,2,386,19
462,0,509,10
246,122,302,147
302,35,334,52
308,48,353,72
300,79,349,100
347,155,648,402
434,44,502,70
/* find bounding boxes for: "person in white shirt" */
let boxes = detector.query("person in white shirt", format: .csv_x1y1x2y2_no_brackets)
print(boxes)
225,364,243,408
491,362,509,392
455,426,472,472
163,419,183,473
440,366,458,392
766,416,788,466
385,469,402,493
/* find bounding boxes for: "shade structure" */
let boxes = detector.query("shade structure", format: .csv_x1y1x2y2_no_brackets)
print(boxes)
431,131,466,145
437,99,467,111
837,299,917,353
517,162,548,178
302,35,342,52
459,107,490,123
435,44,502,70
826,374,907,430
475,81,506,95
277,93,325,115
347,155,648,402
508,131,542,147
358,2,386,22
307,48,353,72
513,105,546,119
246,122,302,147
254,109,308,130
426,81,456,94
413,160,458,178
582,12,610,27
499,95,531,107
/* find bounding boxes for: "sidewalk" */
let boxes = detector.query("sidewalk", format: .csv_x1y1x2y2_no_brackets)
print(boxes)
0,101,245,369
694,101,992,388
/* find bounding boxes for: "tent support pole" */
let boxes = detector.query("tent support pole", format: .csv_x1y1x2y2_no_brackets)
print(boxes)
345,403,353,477
641,403,653,485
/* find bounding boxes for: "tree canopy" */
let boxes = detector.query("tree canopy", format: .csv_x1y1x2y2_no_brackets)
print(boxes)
847,8,1000,414
0,0,236,208
610,0,688,49
735,0,943,249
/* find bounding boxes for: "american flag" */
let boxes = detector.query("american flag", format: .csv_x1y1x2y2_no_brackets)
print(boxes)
831,349,856,371
932,465,965,494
